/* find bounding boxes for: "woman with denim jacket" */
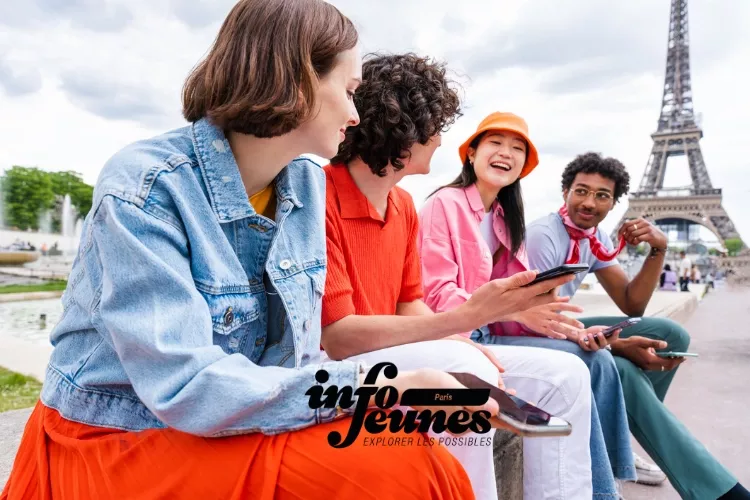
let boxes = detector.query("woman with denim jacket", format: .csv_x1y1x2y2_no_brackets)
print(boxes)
418,112,639,498
1,2,492,498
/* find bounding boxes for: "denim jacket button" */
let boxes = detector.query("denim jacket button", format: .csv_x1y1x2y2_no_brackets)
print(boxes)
303,319,311,331
223,307,234,326
279,259,292,270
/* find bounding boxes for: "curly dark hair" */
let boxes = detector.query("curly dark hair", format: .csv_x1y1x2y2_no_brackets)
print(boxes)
331,53,462,176
561,152,631,202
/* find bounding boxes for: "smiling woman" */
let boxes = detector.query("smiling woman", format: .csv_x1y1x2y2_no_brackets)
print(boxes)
0,1,474,499
418,111,641,498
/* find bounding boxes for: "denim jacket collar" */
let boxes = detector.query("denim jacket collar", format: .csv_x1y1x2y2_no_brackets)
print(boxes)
191,118,302,223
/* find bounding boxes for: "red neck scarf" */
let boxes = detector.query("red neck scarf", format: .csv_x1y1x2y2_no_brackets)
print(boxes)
558,205,626,264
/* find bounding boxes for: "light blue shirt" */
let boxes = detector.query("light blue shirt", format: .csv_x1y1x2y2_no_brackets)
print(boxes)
41,118,362,436
526,212,619,298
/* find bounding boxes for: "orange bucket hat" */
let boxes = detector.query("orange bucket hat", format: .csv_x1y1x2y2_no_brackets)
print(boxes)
457,112,540,179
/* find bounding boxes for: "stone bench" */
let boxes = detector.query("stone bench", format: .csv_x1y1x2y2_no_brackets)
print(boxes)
1,408,32,488
0,408,522,497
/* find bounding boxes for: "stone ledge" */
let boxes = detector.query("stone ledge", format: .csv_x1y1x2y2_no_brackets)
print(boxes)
0,290,698,493
0,290,64,303
0,408,32,488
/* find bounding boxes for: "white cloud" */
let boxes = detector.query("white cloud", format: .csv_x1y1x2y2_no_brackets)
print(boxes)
0,0,748,244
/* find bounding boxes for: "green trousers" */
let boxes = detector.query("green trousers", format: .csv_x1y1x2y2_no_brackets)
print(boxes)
581,316,737,500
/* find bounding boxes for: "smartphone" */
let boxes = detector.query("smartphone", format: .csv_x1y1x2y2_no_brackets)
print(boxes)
656,352,699,358
584,317,642,343
522,264,590,288
447,372,572,437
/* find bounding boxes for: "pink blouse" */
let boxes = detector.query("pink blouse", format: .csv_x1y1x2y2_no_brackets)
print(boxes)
417,184,533,337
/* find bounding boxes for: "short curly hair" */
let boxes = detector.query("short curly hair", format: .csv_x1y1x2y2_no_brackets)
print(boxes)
331,53,462,176
561,152,631,202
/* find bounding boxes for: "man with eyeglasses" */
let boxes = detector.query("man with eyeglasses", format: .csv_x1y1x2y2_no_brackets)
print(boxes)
523,152,748,500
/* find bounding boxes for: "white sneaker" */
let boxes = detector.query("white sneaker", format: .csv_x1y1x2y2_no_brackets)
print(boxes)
633,452,667,485
615,479,627,499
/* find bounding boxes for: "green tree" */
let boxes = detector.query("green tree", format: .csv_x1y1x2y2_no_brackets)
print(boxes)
49,171,93,217
725,238,744,257
1,167,94,232
2,166,55,230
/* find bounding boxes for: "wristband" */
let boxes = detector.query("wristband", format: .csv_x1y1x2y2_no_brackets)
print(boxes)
649,246,666,258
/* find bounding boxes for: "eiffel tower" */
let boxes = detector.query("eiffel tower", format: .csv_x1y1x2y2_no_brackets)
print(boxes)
614,0,747,271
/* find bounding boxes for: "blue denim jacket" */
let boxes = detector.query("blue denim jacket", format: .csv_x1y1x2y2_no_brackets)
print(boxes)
40,118,362,436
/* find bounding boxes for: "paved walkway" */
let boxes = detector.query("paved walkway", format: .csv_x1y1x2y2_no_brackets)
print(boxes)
621,285,750,499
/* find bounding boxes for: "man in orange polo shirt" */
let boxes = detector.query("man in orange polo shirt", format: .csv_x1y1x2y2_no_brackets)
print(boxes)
320,53,595,500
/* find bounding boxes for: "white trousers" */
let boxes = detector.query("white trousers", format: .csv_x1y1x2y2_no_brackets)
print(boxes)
324,340,593,500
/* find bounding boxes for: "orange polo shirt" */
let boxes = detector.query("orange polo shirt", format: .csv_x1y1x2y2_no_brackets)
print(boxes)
322,164,423,327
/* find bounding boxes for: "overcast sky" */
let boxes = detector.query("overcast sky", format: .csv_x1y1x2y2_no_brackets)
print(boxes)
1,0,748,241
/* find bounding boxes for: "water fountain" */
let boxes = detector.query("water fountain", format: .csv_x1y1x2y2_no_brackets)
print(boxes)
61,194,76,257
38,210,52,234
0,177,41,265
0,176,4,230
74,218,83,243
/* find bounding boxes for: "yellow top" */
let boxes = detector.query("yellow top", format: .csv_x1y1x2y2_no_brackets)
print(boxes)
249,184,276,221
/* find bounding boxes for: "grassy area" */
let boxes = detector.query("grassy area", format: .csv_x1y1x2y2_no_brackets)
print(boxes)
0,367,42,412
0,280,67,295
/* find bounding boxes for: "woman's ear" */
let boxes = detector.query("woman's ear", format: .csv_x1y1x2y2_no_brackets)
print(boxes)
467,147,476,165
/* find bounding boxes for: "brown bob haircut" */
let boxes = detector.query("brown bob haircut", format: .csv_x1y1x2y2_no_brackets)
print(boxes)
182,0,358,138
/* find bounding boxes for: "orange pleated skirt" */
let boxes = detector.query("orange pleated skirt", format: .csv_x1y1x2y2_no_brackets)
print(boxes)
2,402,474,500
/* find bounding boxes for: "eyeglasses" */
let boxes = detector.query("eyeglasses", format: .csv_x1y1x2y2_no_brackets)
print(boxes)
572,187,613,203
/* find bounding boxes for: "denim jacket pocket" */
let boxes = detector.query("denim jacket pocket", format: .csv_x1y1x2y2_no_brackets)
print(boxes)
200,290,261,355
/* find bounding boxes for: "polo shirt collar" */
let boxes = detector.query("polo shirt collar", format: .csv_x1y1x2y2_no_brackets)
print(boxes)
329,163,401,221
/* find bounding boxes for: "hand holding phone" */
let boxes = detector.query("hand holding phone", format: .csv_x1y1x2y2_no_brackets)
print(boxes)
447,372,572,437
583,317,642,344
656,352,698,358
461,270,581,330
521,264,590,288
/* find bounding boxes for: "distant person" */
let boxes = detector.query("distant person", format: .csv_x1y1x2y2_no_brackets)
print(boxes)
679,251,692,291
691,264,702,284
660,264,677,291
524,152,750,500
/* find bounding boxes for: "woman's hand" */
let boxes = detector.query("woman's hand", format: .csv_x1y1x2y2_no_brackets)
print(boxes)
360,368,517,434
455,270,576,331
510,298,585,339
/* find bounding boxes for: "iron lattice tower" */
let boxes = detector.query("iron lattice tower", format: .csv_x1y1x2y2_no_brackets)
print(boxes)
613,0,746,258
